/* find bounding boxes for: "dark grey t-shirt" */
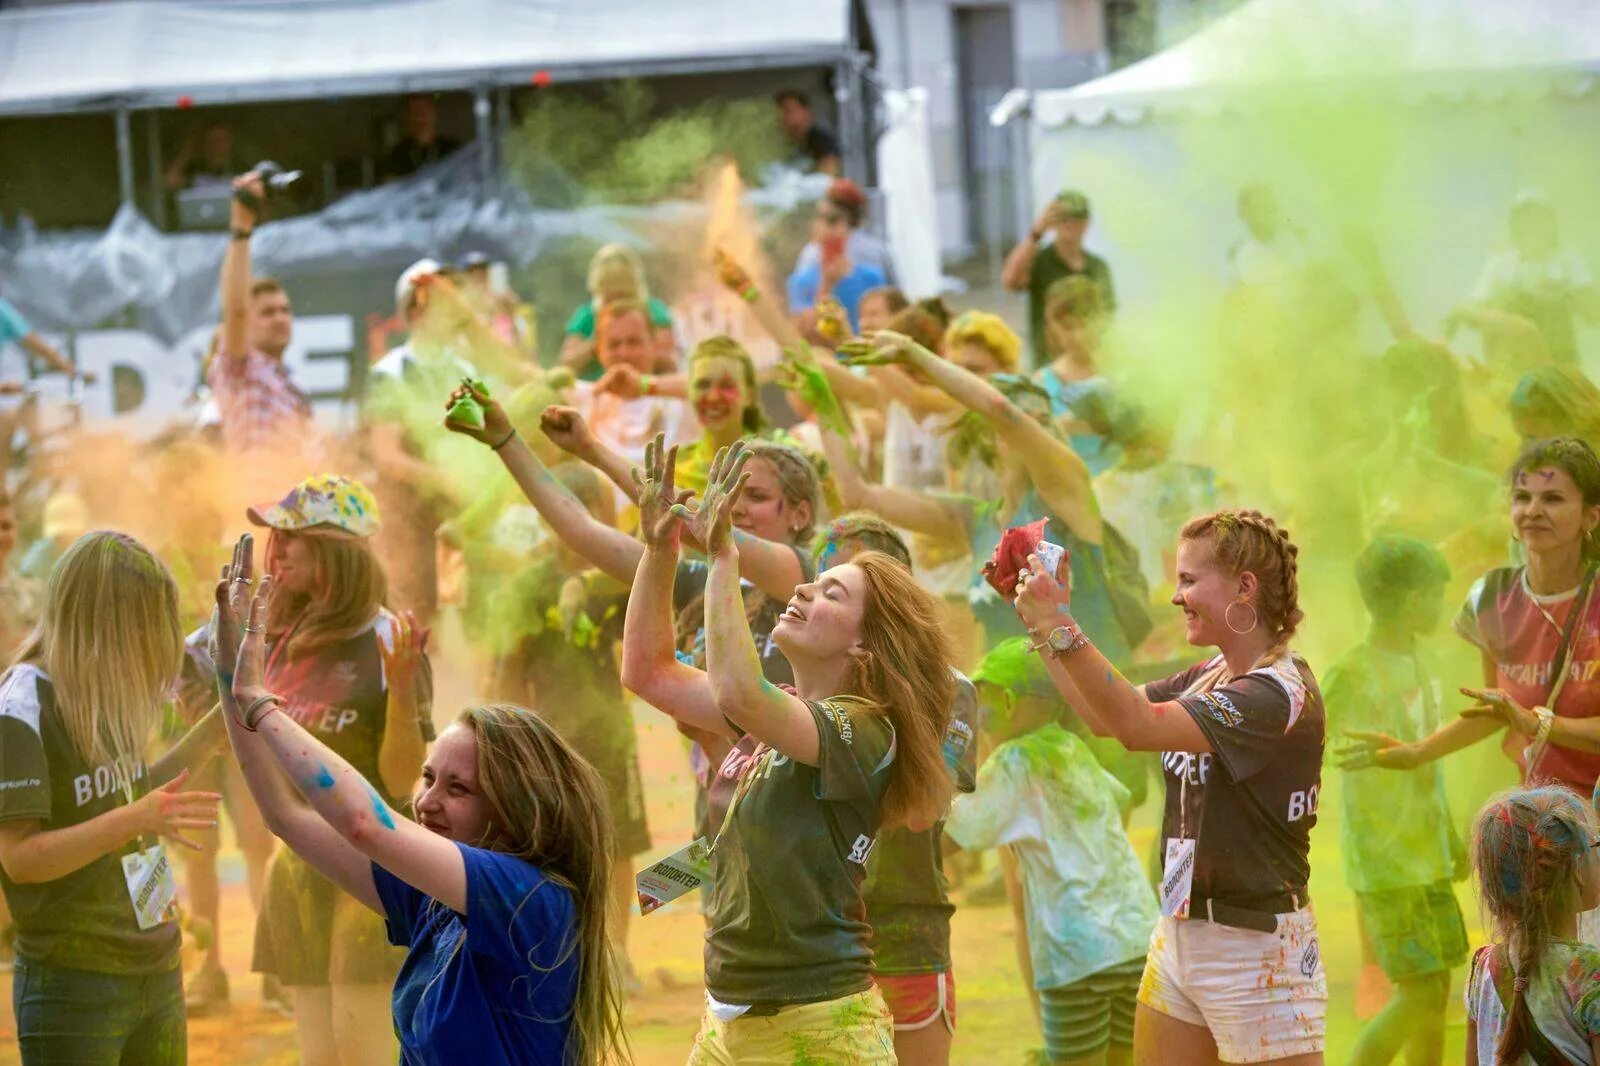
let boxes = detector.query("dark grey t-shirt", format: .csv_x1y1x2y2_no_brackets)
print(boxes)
0,665,180,974
704,697,895,1006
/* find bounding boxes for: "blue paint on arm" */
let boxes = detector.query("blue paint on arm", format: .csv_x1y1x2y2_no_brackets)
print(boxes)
365,783,397,830
313,764,335,789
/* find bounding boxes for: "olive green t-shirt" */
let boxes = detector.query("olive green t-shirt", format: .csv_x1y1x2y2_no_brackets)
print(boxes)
703,697,895,1006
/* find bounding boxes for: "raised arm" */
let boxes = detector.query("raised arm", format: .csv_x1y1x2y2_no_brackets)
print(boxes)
221,546,468,915
219,173,261,364
618,439,736,742
376,611,430,800
677,443,823,765
1001,202,1058,292
1014,554,1209,752
445,384,643,584
856,331,1102,545
819,417,964,538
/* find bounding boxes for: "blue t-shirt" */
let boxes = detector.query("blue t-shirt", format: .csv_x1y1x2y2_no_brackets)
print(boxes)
373,844,580,1066
1032,367,1121,476
0,297,32,346
786,261,887,333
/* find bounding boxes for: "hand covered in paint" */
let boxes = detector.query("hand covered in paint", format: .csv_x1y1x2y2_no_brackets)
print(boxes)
130,768,221,852
671,442,751,558
834,330,925,370
1459,686,1540,737
538,404,599,459
774,345,853,440
1334,731,1422,771
379,610,428,700
633,433,692,552
209,534,255,694
1013,550,1072,636
443,380,513,447
813,298,850,344
712,247,754,295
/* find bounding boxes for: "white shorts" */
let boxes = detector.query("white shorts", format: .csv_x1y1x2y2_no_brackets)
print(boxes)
1137,906,1327,1063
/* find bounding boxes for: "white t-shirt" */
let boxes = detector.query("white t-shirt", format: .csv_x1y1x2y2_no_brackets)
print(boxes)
569,380,691,509
944,723,1156,989
1467,941,1600,1065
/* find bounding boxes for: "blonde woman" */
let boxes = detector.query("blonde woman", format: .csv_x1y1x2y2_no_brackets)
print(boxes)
184,475,432,1066
560,243,677,378
0,532,224,1065
212,532,627,1064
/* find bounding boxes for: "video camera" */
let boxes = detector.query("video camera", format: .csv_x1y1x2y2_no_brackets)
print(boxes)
231,161,304,214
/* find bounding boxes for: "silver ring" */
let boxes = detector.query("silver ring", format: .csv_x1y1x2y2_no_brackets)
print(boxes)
243,624,264,633
232,577,251,584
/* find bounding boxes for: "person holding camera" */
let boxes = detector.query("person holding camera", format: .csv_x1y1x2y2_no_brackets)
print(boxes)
1001,189,1117,367
210,170,311,456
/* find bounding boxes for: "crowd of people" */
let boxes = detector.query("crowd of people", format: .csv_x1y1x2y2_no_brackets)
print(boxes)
0,143,1598,1066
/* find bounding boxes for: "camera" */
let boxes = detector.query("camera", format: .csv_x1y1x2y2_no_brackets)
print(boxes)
232,161,304,213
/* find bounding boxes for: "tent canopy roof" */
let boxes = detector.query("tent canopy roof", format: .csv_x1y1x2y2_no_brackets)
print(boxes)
0,0,855,116
1031,0,1600,127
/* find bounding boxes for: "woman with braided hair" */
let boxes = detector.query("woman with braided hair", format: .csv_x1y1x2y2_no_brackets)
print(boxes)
1465,786,1600,1064
1014,508,1327,1065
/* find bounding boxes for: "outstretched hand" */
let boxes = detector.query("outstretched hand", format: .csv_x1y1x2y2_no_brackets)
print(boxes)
632,433,693,551
379,610,428,695
443,381,513,447
539,404,598,458
1459,686,1540,737
131,768,221,852
1334,731,1420,771
212,535,275,721
670,442,750,557
835,329,918,369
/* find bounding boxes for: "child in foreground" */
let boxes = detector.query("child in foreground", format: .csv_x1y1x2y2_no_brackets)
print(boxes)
1467,786,1600,1065
946,637,1156,1066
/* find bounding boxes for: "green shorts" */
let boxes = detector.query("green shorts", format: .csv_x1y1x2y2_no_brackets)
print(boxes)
1040,957,1144,1061
1356,881,1469,982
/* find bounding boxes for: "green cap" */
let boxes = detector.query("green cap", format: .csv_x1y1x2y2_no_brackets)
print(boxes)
1054,188,1090,218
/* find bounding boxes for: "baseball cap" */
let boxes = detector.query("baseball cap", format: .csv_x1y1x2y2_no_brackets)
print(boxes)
969,636,1058,702
247,474,380,539
1054,188,1090,218
395,257,443,313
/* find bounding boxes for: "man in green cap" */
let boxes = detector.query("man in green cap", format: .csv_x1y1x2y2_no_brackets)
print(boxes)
1002,187,1117,366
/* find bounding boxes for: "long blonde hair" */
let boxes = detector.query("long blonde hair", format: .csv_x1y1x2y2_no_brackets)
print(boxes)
265,529,388,660
458,704,629,1065
13,532,183,768
849,551,956,831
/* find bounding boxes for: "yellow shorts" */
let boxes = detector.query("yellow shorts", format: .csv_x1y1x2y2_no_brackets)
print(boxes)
688,987,897,1065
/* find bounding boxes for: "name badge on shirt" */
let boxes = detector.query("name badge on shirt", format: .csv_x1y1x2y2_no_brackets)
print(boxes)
1161,837,1196,919
636,837,712,916
122,844,177,931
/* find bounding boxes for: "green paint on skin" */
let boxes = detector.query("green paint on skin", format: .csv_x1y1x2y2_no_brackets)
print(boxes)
365,783,397,830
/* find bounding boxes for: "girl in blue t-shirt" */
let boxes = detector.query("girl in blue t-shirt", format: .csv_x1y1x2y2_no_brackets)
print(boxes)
210,533,626,1066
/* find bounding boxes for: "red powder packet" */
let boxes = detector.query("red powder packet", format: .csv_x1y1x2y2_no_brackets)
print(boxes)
983,518,1049,598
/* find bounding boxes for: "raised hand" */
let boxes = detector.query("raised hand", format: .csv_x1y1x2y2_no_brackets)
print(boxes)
229,567,276,724
773,345,852,440
1334,730,1420,771
379,610,428,696
595,364,646,400
539,404,599,459
443,381,513,447
713,247,755,296
1459,686,1540,737
131,768,221,852
671,442,750,557
813,297,850,345
834,329,917,369
210,534,255,686
1013,551,1072,635
632,433,690,551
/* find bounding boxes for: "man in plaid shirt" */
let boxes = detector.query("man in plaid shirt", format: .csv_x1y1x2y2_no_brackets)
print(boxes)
209,170,311,453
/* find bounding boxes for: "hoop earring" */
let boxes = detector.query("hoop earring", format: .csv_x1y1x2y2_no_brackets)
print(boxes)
1225,601,1259,635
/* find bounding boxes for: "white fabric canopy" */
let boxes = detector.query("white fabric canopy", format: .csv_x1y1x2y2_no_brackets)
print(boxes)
0,0,853,115
1033,0,1600,127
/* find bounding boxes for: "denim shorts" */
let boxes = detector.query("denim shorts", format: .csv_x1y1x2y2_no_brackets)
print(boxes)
12,955,185,1066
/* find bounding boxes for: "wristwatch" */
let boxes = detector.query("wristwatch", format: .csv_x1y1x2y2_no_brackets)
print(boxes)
1028,624,1088,657
230,227,254,241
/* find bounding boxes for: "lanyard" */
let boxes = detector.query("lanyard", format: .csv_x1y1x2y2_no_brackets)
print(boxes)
709,745,770,856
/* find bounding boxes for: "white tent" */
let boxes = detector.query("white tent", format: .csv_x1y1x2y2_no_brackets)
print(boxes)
0,0,856,115
1006,0,1600,354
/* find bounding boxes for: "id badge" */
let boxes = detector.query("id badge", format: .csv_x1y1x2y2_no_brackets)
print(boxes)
122,844,177,931
1161,837,1196,919
636,837,713,916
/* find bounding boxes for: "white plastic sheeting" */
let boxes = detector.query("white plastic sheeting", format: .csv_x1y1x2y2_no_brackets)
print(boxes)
1030,0,1600,128
0,0,853,115
874,88,940,299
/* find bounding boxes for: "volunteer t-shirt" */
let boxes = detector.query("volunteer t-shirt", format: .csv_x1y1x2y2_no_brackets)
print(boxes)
862,672,979,976
1455,567,1600,791
1326,643,1456,893
185,610,435,806
946,722,1156,989
703,698,895,1006
1143,652,1325,904
1467,941,1600,1066
374,844,578,1066
0,664,180,975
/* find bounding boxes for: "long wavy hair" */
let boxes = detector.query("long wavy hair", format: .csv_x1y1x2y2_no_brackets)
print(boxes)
423,705,628,1065
13,531,184,769
843,551,956,830
1472,786,1595,1066
265,528,388,660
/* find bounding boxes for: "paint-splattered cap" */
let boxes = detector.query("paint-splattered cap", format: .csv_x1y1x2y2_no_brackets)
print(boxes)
247,474,380,539
969,636,1058,701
